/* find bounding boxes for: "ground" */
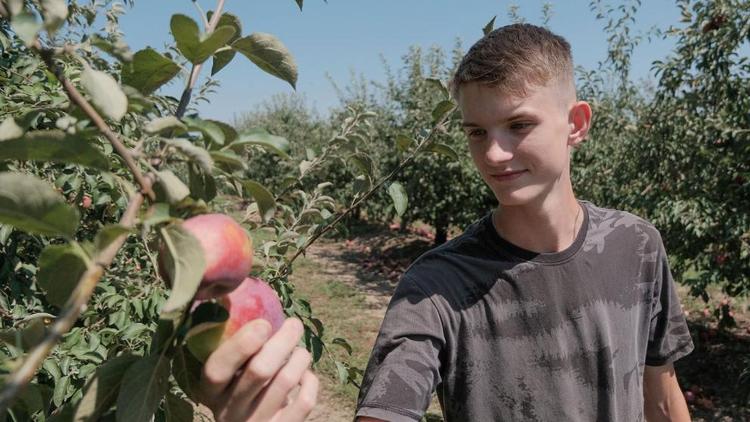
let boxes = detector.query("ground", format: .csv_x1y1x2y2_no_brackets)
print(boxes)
284,222,749,421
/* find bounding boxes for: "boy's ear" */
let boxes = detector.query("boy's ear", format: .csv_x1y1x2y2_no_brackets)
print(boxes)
567,101,592,147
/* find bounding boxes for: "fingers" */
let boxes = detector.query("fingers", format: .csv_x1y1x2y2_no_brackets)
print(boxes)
271,370,319,422
200,319,272,403
217,318,305,420
248,347,312,421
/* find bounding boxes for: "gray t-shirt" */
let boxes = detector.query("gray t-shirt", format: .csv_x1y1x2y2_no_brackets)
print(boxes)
355,201,694,422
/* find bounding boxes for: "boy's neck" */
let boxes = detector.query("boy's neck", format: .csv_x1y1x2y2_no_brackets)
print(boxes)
493,189,583,254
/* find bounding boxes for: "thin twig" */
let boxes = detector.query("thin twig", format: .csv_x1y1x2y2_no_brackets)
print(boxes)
175,0,226,118
0,186,150,413
278,111,455,277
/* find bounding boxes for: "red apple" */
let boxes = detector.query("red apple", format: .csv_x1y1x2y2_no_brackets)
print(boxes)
178,213,254,300
186,276,285,362
684,391,695,403
81,195,92,209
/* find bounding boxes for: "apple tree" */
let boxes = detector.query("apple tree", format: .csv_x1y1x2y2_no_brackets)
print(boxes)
0,1,456,419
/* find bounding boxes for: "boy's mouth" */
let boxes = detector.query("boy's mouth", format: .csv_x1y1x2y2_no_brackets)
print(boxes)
491,170,527,181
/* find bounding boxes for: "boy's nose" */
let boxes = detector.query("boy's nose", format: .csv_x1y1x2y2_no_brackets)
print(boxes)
484,135,514,164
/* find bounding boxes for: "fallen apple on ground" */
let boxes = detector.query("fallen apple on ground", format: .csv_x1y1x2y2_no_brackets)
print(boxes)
187,276,285,362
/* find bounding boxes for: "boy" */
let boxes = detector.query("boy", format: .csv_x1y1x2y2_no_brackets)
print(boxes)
355,24,694,421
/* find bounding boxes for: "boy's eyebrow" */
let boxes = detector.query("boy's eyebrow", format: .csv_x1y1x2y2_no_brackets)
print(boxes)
462,111,537,128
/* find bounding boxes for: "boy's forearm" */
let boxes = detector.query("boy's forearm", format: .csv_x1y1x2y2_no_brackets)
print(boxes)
643,364,691,422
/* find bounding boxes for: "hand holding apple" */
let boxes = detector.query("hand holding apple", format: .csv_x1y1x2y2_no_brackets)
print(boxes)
198,318,319,422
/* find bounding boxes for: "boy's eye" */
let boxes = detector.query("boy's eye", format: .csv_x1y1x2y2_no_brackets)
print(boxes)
510,122,534,130
467,129,486,139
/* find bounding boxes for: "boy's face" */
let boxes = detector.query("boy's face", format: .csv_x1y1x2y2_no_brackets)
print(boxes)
458,80,581,207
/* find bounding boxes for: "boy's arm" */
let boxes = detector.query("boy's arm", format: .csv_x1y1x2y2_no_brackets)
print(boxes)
643,363,690,422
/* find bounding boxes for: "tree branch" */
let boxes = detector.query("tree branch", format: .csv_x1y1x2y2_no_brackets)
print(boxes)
175,0,226,118
36,44,156,201
0,182,151,413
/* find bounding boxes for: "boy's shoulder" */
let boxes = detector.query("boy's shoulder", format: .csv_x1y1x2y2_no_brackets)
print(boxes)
582,200,665,250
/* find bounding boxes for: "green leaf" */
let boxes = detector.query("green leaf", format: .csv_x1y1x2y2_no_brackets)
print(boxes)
0,130,110,170
171,14,236,64
183,116,225,145
0,172,79,237
121,48,180,95
90,34,133,63
144,116,186,135
483,15,496,35
209,151,246,172
11,12,41,47
153,170,190,205
159,224,206,314
0,117,24,141
170,14,200,61
431,100,455,123
94,225,132,253
80,64,128,122
73,354,138,422
207,119,239,144
115,354,171,422
395,134,414,153
428,143,459,161
349,153,374,178
165,392,195,422
165,139,214,174
230,128,291,159
294,0,303,11
40,0,68,33
37,244,89,308
425,77,449,98
209,12,242,76
242,180,276,223
194,25,236,64
388,182,408,217
233,33,298,89
188,164,217,202
172,347,203,402
331,337,353,355
335,360,348,384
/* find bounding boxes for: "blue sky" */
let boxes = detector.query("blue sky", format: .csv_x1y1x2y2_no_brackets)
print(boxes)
119,1,681,123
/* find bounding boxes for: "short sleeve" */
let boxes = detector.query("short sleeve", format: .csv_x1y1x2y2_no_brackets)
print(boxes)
355,275,445,422
645,235,694,366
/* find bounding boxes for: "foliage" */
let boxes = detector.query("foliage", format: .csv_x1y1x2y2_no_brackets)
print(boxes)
573,0,750,301
0,0,442,419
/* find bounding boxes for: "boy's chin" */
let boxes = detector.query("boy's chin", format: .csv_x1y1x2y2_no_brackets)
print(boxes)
492,186,547,207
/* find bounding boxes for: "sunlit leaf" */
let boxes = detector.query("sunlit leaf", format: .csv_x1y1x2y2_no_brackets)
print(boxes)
233,33,298,89
428,143,459,161
80,64,128,122
144,116,186,135
209,12,242,75
0,172,79,237
0,130,109,170
483,16,496,35
121,48,180,95
242,180,276,223
159,224,206,314
153,170,190,205
37,244,89,308
165,139,214,174
229,128,291,159
388,182,408,217
431,100,455,124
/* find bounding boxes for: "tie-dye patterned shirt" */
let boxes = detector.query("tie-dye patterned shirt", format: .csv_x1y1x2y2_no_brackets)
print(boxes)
355,201,694,422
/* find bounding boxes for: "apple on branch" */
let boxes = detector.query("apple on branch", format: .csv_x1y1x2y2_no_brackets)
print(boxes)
186,276,285,362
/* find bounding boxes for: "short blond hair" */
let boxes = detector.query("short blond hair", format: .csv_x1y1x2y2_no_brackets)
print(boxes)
451,23,574,99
